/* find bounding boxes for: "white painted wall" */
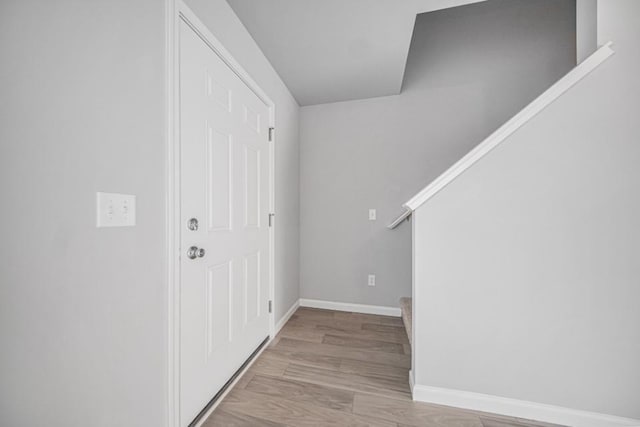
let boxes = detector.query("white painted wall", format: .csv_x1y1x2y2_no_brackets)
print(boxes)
577,0,598,63
0,1,166,426
300,0,575,309
0,0,299,426
413,0,640,421
183,0,300,325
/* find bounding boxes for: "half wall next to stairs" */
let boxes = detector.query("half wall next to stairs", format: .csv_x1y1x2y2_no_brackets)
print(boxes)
411,1,640,424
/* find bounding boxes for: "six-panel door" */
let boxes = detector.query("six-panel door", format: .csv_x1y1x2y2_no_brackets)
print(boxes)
179,20,271,427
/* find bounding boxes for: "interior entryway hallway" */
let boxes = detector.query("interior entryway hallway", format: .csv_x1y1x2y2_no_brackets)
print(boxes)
202,308,561,427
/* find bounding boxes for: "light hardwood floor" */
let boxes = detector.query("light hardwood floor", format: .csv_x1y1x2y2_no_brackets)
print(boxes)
202,307,562,427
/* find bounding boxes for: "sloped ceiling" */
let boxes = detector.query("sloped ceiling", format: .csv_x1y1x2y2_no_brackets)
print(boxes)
227,0,486,106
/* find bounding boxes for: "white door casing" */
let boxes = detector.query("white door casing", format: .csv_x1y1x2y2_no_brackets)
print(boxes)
175,10,274,427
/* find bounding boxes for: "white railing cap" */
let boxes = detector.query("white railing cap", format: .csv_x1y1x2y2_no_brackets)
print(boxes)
403,42,614,212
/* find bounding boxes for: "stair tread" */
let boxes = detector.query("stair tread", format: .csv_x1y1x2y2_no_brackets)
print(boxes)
399,297,412,346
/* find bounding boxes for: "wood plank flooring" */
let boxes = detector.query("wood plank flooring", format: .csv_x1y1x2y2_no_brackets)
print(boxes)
202,307,563,427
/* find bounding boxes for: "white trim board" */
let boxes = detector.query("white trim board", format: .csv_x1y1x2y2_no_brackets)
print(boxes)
299,299,401,317
403,41,615,212
412,384,640,427
274,299,300,335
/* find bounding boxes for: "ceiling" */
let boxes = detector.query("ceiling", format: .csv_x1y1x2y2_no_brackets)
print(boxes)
227,0,486,106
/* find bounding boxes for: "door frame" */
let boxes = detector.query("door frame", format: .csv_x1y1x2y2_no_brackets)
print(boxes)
165,1,276,425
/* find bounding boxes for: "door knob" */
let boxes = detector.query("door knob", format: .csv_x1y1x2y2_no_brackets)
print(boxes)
187,246,205,260
187,218,199,231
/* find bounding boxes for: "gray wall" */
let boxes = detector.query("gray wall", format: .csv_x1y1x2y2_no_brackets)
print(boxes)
577,0,598,63
184,0,300,323
413,0,640,419
0,1,166,426
0,1,299,426
299,0,576,308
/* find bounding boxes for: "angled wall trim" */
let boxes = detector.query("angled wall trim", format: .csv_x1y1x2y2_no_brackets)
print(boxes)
299,298,401,317
403,42,615,212
275,299,300,335
412,384,640,427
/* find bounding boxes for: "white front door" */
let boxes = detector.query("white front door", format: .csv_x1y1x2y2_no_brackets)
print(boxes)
179,19,271,427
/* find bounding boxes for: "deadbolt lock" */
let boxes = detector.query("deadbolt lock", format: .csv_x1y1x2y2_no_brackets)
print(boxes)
187,218,199,231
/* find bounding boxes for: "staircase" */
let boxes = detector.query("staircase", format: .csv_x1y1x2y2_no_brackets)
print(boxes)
399,297,412,346
386,41,639,427
389,40,615,359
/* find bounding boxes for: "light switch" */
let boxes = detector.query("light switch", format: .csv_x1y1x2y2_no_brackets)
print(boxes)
96,192,136,227
369,209,377,220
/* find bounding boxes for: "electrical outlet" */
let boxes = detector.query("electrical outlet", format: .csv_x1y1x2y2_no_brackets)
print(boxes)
368,274,376,287
96,192,136,227
369,209,376,220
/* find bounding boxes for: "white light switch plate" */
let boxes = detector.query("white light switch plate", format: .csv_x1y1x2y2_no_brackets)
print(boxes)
369,209,377,220
96,192,136,227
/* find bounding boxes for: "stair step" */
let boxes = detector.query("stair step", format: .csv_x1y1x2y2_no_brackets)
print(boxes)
399,297,412,347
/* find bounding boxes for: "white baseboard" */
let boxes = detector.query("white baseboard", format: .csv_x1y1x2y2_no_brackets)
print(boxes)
274,299,300,335
299,298,401,317
412,384,640,427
